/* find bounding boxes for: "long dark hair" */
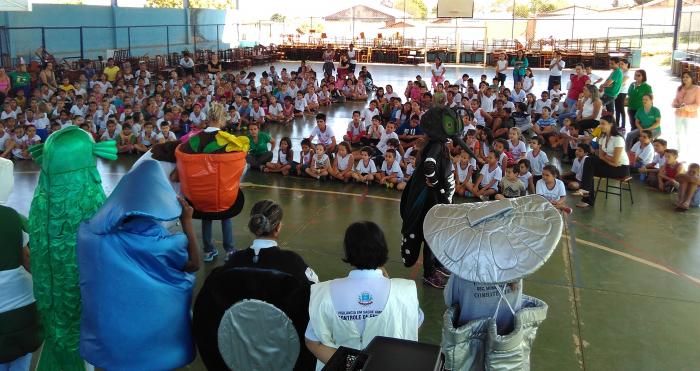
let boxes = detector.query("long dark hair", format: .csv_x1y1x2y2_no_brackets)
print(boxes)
601,114,622,138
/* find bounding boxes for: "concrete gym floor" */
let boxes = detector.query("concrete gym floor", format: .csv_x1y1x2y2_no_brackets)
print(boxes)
7,62,700,371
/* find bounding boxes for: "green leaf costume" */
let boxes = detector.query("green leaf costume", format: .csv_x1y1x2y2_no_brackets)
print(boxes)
27,126,117,371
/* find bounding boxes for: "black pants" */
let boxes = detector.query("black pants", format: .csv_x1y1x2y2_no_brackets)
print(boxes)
422,241,442,278
602,94,615,117
547,75,561,91
246,151,273,170
581,155,630,205
627,108,637,130
575,119,599,135
615,93,627,129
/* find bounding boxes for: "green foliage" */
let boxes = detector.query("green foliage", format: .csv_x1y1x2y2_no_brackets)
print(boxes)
146,0,183,8
270,13,286,22
394,0,428,19
513,0,559,18
634,0,654,5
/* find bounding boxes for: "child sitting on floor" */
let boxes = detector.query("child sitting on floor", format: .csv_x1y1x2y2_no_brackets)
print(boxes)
296,138,314,176
306,143,330,180
517,158,536,194
657,149,684,193
331,142,354,182
264,136,293,176
508,127,527,160
343,111,366,145
536,164,568,211
377,149,405,190
639,138,667,184
676,163,700,211
628,130,655,171
453,149,477,198
352,146,377,184
470,151,502,201
496,164,526,200
562,143,589,191
526,137,549,183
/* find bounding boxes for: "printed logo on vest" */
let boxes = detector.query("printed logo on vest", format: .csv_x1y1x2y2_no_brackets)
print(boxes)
357,291,373,306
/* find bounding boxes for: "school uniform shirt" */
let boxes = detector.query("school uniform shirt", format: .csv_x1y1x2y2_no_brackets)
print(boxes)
336,153,352,171
268,103,283,116
508,140,527,159
517,171,533,192
651,152,666,169
571,156,586,181
156,131,177,142
381,160,404,181
549,89,562,100
479,164,502,190
305,93,319,105
377,131,399,154
0,111,17,120
454,159,476,183
536,179,567,202
32,115,50,130
69,104,88,117
362,108,380,128
480,95,496,112
250,107,266,121
631,142,654,165
511,89,527,103
549,59,565,77
310,126,335,146
526,150,549,176
189,111,207,125
140,132,157,147
355,158,377,174
346,121,366,137
445,278,522,332
533,99,551,114
294,97,307,111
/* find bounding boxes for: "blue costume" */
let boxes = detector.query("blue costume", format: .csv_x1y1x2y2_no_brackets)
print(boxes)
77,160,195,370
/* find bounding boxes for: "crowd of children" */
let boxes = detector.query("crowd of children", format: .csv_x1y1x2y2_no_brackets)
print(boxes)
0,55,698,210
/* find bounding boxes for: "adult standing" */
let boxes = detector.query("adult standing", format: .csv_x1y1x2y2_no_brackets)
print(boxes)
510,50,528,87
565,64,590,114
625,94,660,150
305,221,422,370
8,64,31,100
495,53,508,88
431,57,446,90
576,115,630,208
625,69,652,129
103,58,120,83
547,50,565,91
347,44,357,73
39,62,57,92
574,85,602,134
0,68,10,103
246,121,275,171
322,45,335,78
599,57,623,122
614,59,631,130
207,53,222,75
671,72,700,152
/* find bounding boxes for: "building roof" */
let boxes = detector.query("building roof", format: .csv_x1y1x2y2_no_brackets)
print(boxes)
324,1,411,21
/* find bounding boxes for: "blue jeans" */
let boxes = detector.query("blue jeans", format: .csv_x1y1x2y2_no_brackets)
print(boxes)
564,97,578,114
0,353,32,371
202,218,234,253
512,70,522,86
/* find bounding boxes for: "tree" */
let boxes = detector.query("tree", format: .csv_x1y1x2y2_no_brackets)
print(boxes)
513,0,558,18
270,13,286,22
394,0,428,19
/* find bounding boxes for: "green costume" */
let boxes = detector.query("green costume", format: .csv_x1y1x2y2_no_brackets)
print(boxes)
27,126,117,371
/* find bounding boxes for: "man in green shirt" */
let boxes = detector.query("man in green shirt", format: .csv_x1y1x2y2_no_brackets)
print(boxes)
8,64,31,98
600,57,623,123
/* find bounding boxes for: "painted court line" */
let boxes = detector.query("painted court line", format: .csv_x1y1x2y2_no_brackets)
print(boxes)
240,182,401,202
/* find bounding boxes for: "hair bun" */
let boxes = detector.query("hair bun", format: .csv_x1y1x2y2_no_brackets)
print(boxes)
249,213,271,235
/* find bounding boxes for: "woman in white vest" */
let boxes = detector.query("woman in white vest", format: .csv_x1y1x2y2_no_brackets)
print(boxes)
305,221,423,370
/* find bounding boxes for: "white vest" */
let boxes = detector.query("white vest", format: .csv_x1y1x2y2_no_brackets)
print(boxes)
309,278,420,370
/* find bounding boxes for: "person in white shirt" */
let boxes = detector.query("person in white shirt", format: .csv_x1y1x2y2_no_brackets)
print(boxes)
384,84,400,100
628,130,655,169
525,137,549,179
305,221,422,369
376,122,398,154
563,144,590,191
352,147,377,183
189,104,207,125
294,91,307,116
576,115,630,208
470,151,502,201
376,149,405,190
179,52,195,76
431,57,447,90
511,82,527,103
308,113,337,153
266,96,284,123
585,65,603,86
536,165,568,211
361,100,381,129
548,51,565,90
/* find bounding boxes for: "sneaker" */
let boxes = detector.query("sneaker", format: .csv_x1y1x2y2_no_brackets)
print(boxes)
203,249,219,262
423,273,446,289
435,266,451,278
224,249,236,262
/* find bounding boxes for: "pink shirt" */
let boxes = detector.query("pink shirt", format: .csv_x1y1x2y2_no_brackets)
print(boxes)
673,84,700,118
